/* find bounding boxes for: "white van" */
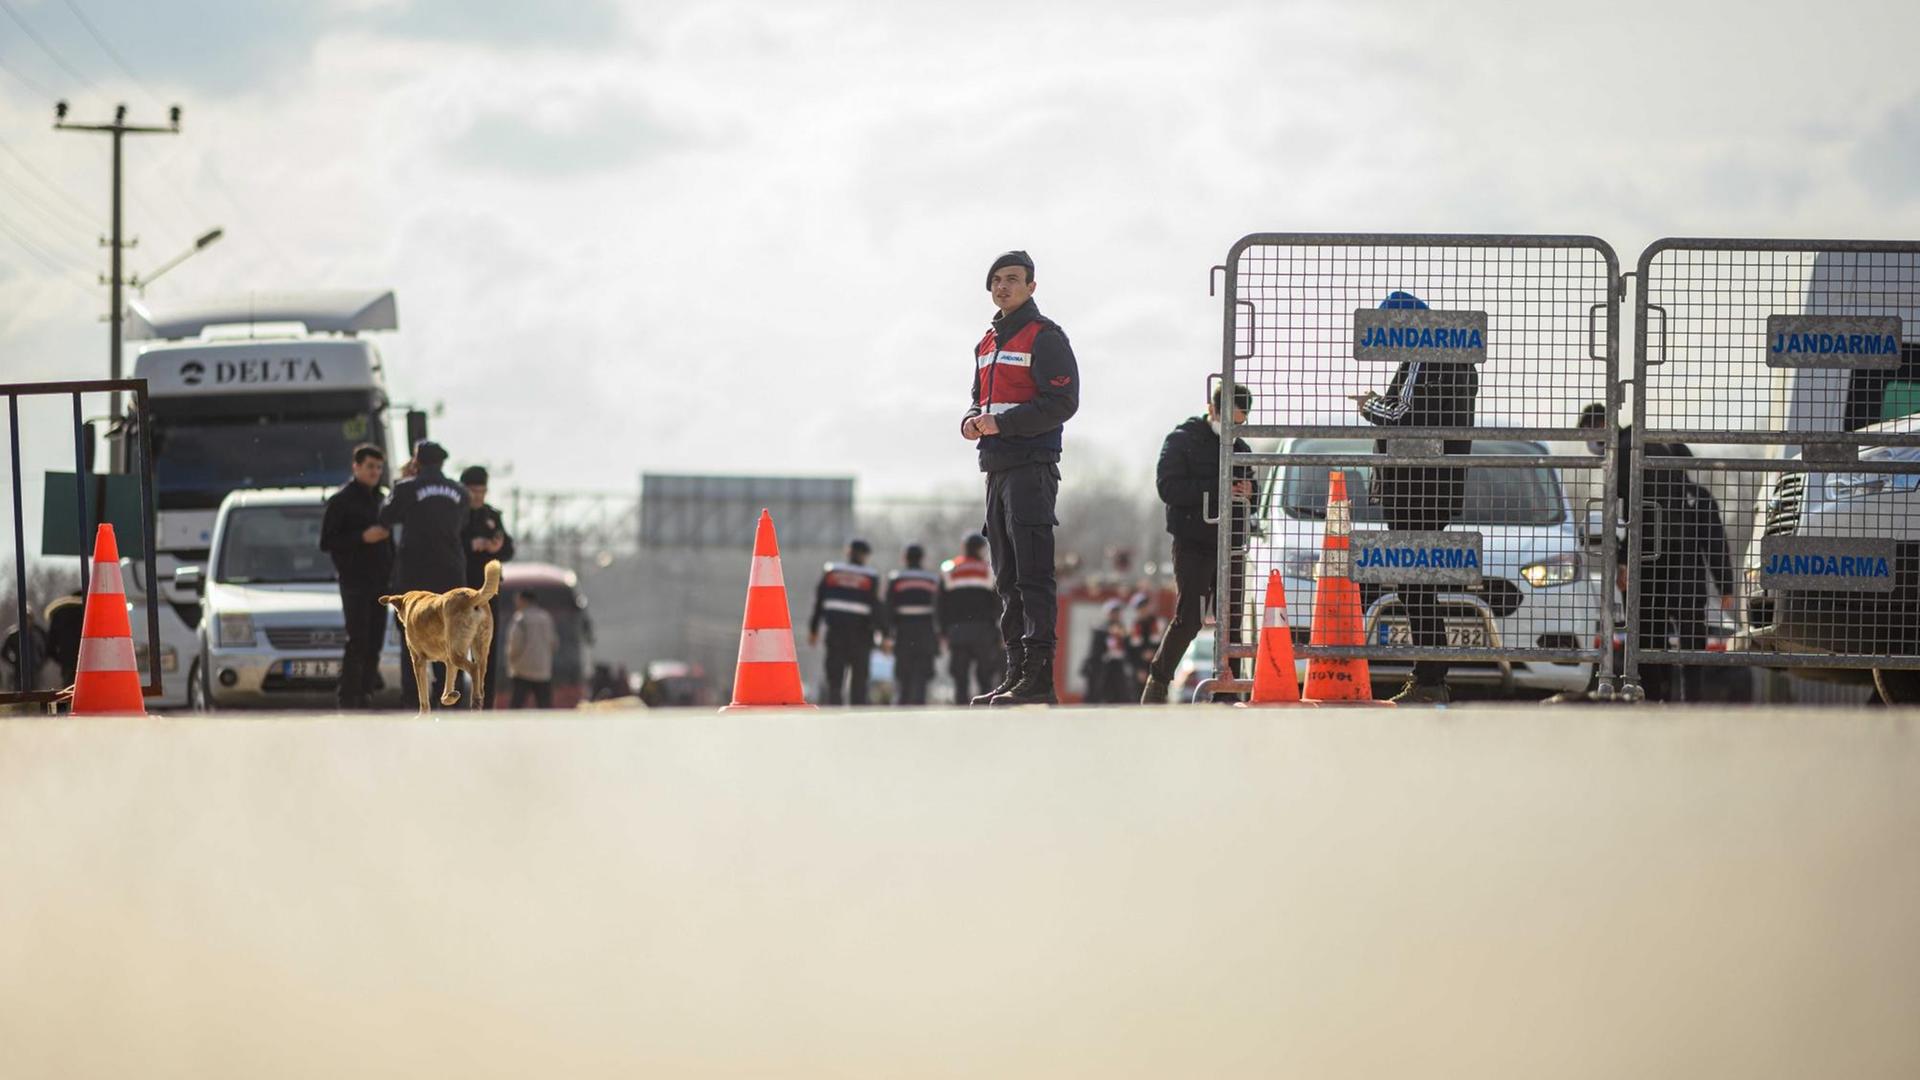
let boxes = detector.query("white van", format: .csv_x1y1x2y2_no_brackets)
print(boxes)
1246,438,1604,697
177,487,404,710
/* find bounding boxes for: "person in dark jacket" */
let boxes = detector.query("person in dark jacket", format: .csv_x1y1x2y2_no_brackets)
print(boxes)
961,250,1080,706
1354,290,1481,705
458,465,515,709
1143,381,1257,704
1082,599,1134,704
1575,402,1699,702
938,532,1001,704
378,440,467,708
808,538,885,705
42,590,84,687
319,443,395,709
883,543,941,706
1656,480,1735,703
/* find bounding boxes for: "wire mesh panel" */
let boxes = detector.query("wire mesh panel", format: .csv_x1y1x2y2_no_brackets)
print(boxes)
1214,235,1620,701
1632,240,1920,702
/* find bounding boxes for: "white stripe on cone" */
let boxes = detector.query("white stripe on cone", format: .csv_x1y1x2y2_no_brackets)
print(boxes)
1263,606,1289,629
78,636,137,673
738,628,797,664
749,555,784,589
89,560,125,597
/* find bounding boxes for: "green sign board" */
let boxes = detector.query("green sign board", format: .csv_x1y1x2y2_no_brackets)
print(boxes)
41,473,147,559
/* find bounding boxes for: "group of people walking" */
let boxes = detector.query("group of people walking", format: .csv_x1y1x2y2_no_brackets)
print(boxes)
319,440,558,710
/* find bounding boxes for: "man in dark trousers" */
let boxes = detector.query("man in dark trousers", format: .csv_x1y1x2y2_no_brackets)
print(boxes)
458,465,515,709
1142,382,1257,704
1576,402,1698,702
938,532,1001,705
1354,290,1481,705
378,440,468,708
807,538,885,705
961,249,1080,706
1660,479,1735,702
319,443,395,709
884,543,942,706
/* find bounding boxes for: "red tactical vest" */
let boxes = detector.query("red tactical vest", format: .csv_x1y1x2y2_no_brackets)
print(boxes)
974,319,1049,412
941,554,993,592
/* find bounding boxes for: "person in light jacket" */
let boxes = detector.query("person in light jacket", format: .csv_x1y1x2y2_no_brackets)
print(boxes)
506,590,558,709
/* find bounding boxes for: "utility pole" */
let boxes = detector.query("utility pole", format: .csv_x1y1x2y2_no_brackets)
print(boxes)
55,101,181,467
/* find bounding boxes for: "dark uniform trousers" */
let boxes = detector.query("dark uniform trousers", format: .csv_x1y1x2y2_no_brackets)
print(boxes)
337,585,388,706
945,622,1002,703
1149,540,1246,687
823,623,874,705
893,623,937,705
984,462,1059,656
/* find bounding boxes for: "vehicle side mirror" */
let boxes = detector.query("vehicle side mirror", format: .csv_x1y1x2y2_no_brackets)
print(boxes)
173,566,204,594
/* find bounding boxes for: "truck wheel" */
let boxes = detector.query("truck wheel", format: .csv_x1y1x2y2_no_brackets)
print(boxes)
1872,668,1920,706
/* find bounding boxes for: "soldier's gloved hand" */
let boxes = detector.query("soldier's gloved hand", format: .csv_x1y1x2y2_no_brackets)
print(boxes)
807,630,819,648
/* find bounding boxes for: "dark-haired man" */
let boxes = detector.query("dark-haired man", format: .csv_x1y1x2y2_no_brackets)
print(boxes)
939,532,1001,704
961,249,1080,706
320,443,394,709
809,538,884,705
1142,381,1257,704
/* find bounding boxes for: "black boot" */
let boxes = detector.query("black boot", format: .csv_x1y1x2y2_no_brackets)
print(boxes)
991,654,1057,706
970,647,1024,706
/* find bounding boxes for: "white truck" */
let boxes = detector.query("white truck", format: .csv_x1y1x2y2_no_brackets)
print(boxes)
118,291,410,708
1735,252,1920,702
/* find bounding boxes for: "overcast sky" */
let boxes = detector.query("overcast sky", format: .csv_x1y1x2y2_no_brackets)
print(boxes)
4,0,1920,528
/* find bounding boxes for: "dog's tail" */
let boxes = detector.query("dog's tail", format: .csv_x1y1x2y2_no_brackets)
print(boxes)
476,559,503,604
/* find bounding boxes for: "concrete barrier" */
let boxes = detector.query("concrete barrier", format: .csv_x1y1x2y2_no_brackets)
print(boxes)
2,708,1916,1078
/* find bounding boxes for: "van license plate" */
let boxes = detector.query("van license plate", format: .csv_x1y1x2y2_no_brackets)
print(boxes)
283,659,340,679
1378,621,1489,648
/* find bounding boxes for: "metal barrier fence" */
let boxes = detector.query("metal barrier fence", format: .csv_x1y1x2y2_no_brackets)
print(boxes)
1209,234,1621,701
1631,239,1920,703
1,378,160,708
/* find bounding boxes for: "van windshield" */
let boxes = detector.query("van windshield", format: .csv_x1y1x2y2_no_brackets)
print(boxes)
149,397,378,510
216,505,336,584
1278,439,1566,526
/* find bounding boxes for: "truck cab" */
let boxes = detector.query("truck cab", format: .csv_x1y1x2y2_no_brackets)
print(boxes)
119,291,402,708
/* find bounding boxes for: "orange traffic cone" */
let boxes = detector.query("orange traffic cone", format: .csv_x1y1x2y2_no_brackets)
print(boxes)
719,509,814,712
1239,570,1313,707
1303,472,1390,706
70,524,147,716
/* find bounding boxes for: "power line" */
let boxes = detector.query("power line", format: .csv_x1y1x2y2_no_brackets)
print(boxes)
0,51,56,99
58,0,159,103
0,0,99,92
0,169,99,242
0,132,102,226
0,210,88,278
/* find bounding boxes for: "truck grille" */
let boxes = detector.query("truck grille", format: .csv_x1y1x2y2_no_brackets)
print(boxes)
1763,474,1804,537
264,625,347,649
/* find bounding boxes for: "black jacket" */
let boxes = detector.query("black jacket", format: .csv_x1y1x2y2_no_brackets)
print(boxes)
1360,359,1480,518
1612,426,1694,518
1649,481,1734,607
320,480,395,589
378,468,468,593
1157,416,1254,548
461,502,516,591
964,299,1080,473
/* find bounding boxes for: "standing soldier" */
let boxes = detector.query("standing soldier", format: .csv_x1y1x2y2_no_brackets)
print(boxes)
378,440,467,708
808,538,885,705
1353,291,1480,706
320,443,394,709
1142,382,1257,704
884,543,942,706
939,532,1001,705
960,249,1080,706
459,465,515,709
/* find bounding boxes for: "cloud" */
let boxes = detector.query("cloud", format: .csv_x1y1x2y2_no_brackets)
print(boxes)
1852,94,1920,206
445,98,686,177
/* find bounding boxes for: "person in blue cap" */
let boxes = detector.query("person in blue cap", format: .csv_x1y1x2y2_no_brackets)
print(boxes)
1353,290,1480,704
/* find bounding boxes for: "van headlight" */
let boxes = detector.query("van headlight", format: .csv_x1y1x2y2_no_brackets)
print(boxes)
1521,552,1582,589
216,613,256,647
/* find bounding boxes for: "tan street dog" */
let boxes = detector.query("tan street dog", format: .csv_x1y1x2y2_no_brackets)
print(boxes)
380,559,502,714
